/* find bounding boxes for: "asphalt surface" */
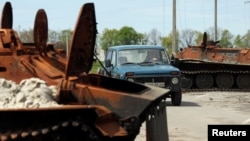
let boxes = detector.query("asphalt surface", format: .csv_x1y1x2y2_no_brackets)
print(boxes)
135,91,250,141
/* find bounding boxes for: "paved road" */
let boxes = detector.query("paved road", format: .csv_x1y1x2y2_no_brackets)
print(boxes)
135,91,250,141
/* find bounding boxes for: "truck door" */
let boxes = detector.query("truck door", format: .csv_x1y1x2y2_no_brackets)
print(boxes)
105,49,117,77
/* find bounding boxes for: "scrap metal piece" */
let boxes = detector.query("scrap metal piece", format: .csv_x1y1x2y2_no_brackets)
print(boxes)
33,9,48,55
1,1,12,28
146,100,169,141
65,3,97,77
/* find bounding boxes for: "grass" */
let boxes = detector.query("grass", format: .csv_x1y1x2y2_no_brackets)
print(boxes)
90,61,102,73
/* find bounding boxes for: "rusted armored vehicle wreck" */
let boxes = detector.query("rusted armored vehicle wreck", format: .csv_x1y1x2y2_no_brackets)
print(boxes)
172,32,250,91
0,2,169,141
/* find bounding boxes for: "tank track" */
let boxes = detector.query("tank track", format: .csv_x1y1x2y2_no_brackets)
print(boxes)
0,100,167,141
0,116,103,141
182,88,250,92
180,69,250,92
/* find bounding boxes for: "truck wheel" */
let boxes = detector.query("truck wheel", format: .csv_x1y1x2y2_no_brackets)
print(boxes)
171,91,182,106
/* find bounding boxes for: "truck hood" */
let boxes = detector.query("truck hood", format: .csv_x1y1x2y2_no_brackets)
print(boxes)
117,63,180,75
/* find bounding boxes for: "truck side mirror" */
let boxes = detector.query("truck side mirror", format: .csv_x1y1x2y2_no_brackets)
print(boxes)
105,59,112,67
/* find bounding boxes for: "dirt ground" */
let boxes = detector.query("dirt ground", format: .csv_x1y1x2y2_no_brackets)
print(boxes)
135,91,250,141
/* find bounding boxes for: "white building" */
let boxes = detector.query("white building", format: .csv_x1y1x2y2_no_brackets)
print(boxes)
95,47,105,62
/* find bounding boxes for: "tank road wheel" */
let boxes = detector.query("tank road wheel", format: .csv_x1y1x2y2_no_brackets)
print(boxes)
195,74,213,89
236,74,250,89
216,73,234,89
181,75,193,89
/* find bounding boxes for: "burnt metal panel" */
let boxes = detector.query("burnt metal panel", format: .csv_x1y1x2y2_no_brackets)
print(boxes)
65,3,97,77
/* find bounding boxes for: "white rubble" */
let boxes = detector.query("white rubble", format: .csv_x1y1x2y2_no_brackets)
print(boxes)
0,78,60,108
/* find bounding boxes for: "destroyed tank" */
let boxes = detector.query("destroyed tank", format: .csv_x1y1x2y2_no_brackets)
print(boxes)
0,2,170,141
171,32,250,91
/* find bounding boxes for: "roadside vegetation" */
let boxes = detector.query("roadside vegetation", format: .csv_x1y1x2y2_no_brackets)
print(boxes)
90,61,102,74
17,26,250,55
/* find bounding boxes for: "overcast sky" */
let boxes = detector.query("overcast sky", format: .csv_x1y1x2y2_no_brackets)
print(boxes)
0,0,250,36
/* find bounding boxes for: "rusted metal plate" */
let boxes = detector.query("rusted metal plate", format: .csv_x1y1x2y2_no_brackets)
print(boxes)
1,1,12,28
65,3,97,77
33,9,48,55
58,74,170,118
0,104,127,138
146,101,169,141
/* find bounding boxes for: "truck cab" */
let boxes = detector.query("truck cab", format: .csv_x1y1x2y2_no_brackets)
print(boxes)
99,45,182,105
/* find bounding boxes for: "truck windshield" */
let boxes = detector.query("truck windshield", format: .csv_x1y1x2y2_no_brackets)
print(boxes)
118,48,170,65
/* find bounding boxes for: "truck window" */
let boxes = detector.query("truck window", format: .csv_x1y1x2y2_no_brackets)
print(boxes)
105,50,117,66
106,50,112,60
118,49,170,64
111,50,116,66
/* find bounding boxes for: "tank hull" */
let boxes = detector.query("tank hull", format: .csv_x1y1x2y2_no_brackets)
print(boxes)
172,32,250,91
174,59,250,90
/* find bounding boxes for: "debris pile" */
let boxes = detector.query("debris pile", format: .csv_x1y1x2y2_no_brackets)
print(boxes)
0,78,59,108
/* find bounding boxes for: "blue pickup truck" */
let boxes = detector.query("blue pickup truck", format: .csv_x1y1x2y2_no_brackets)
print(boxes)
99,45,182,105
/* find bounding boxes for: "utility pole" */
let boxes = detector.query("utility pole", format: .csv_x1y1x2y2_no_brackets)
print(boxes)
172,0,177,54
214,0,217,41
65,32,69,57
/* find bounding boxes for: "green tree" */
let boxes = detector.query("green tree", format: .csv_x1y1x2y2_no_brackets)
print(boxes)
117,26,140,45
138,33,147,45
234,34,244,48
194,31,203,45
100,26,144,51
100,28,119,51
219,29,233,47
239,30,250,48
161,31,180,54
161,33,173,54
